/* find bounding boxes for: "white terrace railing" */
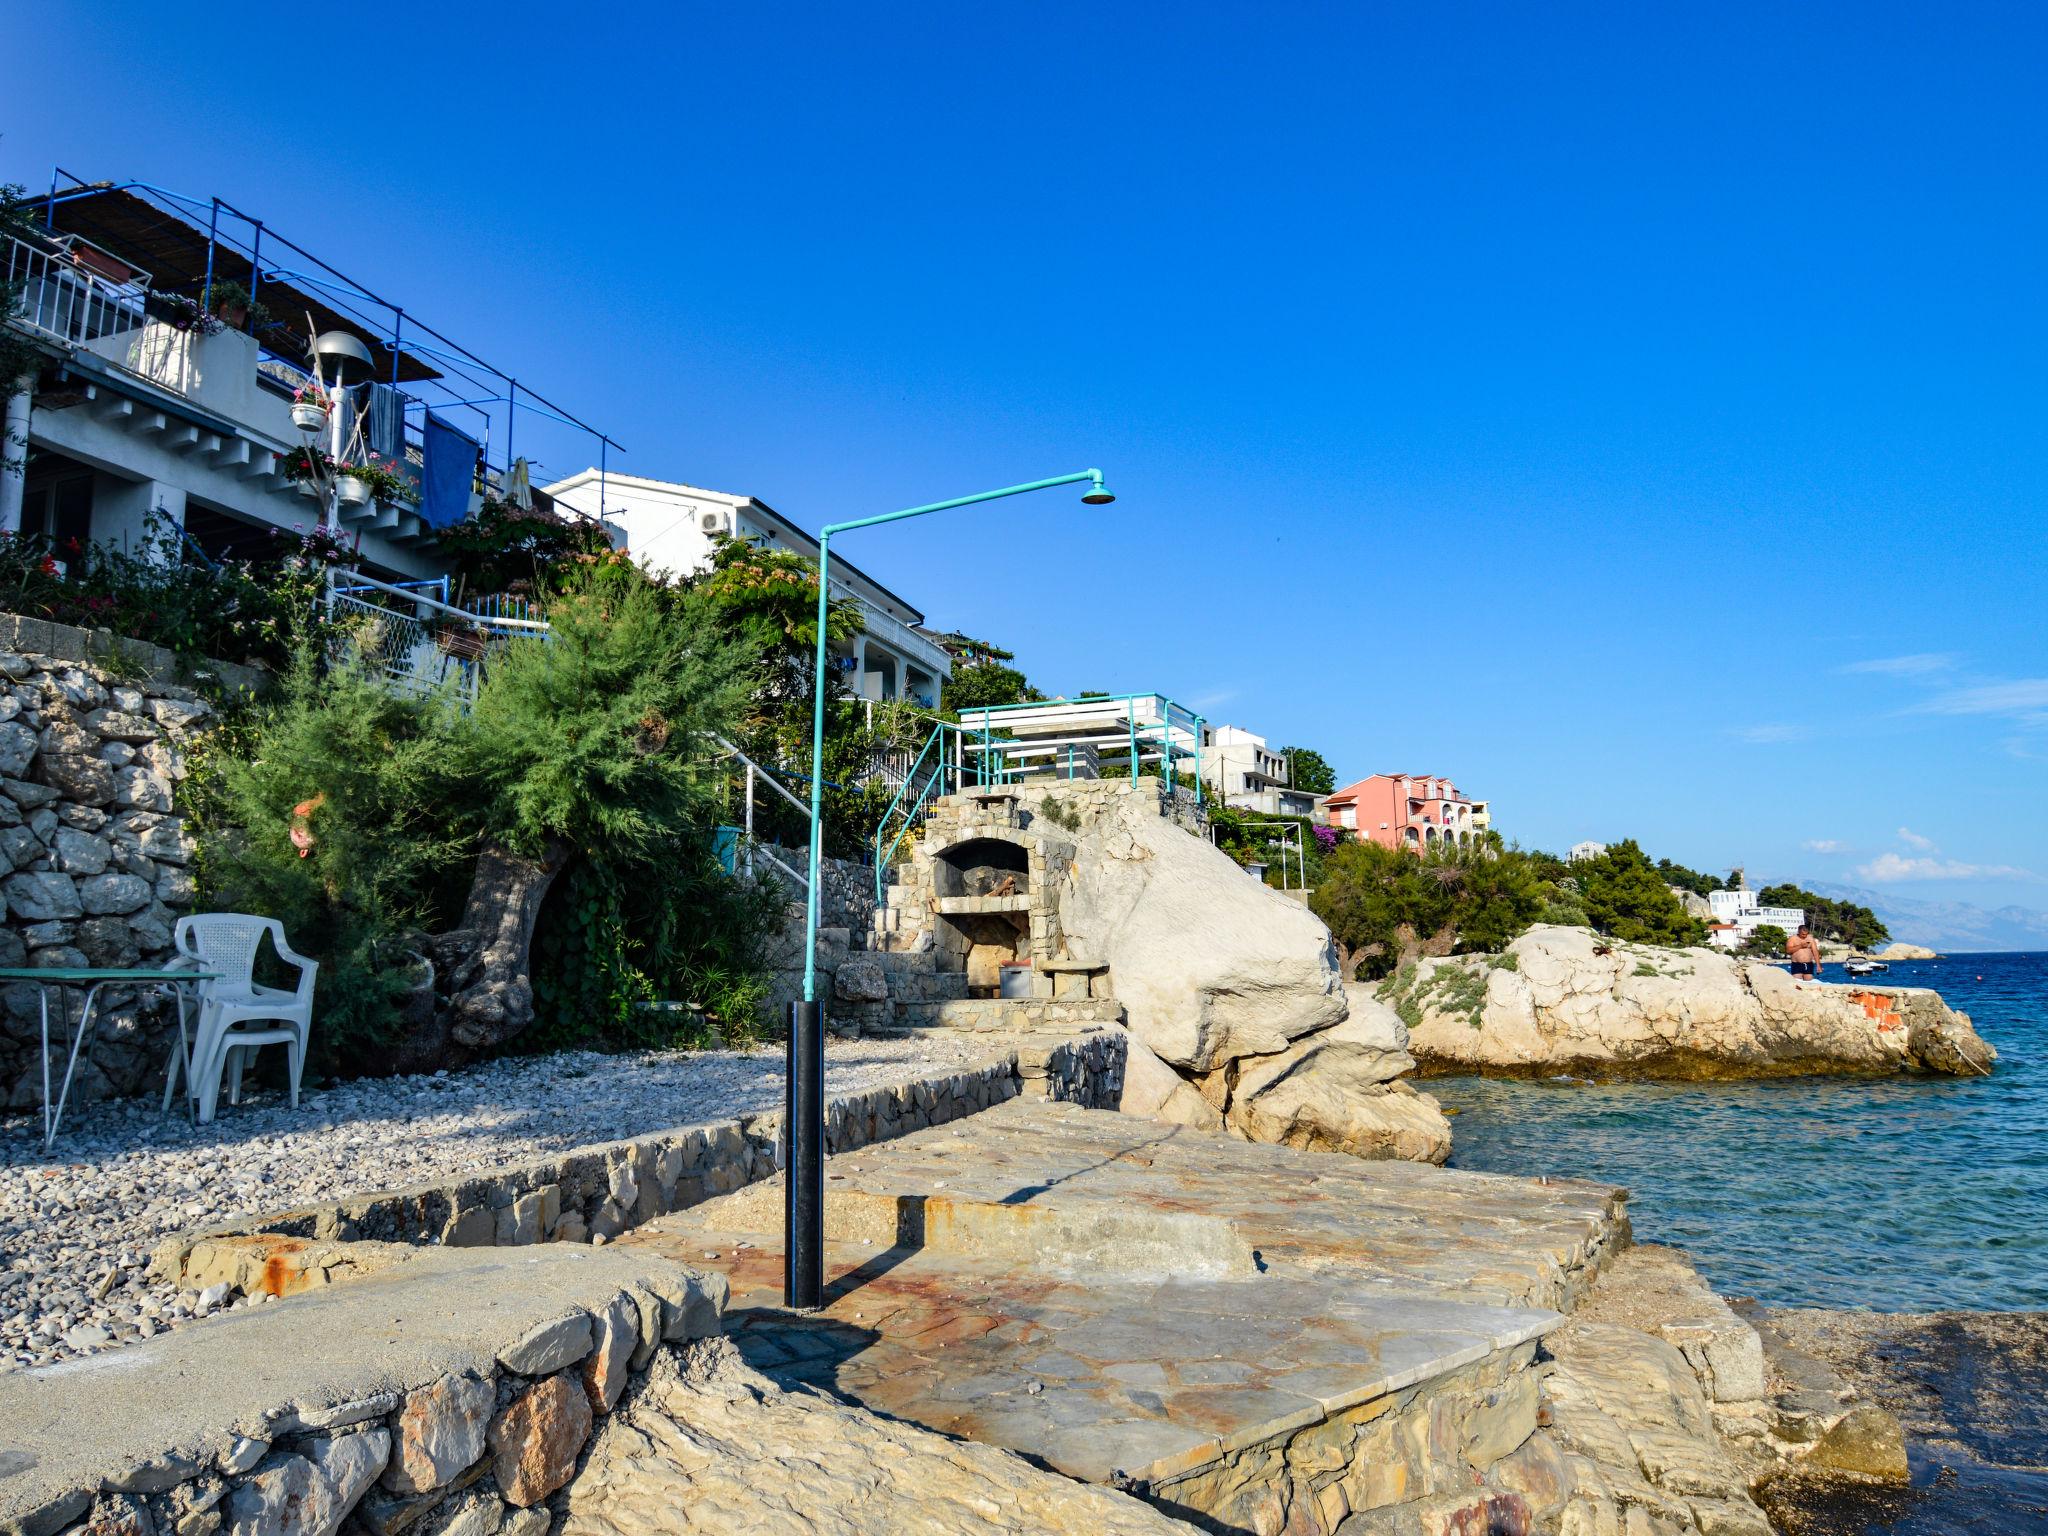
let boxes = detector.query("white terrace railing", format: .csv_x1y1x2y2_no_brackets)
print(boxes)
324,569,549,707
3,229,154,350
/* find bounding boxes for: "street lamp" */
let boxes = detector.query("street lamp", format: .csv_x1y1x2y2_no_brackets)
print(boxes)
786,467,1115,1309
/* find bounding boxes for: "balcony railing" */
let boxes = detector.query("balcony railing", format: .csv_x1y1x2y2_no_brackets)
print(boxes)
325,569,548,708
3,230,153,350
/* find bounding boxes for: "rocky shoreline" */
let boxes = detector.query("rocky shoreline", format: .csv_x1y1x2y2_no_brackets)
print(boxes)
1751,1309,2048,1534
1396,925,1994,1081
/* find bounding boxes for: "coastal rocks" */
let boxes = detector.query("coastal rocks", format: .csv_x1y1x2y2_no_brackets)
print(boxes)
1223,993,1450,1164
1400,925,1994,1079
1874,942,1937,960
557,1337,1202,1536
1116,988,1452,1163
1117,1033,1223,1131
1057,788,1346,1072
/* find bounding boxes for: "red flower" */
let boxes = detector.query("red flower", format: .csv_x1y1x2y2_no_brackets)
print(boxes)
38,558,57,577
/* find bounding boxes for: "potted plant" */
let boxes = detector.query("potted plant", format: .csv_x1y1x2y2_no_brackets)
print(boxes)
339,456,414,507
434,618,489,661
279,445,334,499
149,292,224,336
290,381,329,433
335,468,375,508
207,280,267,331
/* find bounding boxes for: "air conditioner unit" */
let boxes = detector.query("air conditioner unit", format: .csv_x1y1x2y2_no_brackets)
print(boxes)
699,508,728,534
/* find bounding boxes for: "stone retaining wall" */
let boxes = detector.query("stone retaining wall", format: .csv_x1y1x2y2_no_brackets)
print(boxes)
0,1246,725,1536
155,1032,1126,1273
0,616,261,1109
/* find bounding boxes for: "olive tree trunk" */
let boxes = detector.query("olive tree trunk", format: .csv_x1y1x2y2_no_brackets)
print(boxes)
389,838,569,1073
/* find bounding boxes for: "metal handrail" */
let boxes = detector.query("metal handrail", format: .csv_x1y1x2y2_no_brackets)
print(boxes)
329,567,551,632
709,733,814,891
872,719,972,900
3,229,153,350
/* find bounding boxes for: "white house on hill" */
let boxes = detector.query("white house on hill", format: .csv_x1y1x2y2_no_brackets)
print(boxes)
546,470,952,707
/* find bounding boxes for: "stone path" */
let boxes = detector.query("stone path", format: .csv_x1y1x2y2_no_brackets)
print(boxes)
627,1101,1630,1532
0,1039,996,1372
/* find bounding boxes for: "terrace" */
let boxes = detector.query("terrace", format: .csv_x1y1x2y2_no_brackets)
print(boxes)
2,172,620,583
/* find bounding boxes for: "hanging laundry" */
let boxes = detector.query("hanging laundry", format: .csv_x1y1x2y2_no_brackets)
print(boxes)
421,413,482,529
365,383,406,460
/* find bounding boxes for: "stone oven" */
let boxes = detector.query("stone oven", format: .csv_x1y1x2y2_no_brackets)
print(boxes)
932,837,1032,996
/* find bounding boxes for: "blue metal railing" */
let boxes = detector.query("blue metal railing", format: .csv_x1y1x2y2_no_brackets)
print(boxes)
953,692,1206,802
872,719,981,901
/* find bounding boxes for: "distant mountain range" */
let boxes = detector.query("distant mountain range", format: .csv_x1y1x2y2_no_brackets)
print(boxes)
1799,881,2048,954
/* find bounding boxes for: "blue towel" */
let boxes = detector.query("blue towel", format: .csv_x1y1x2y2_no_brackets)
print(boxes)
420,413,480,530
365,384,405,460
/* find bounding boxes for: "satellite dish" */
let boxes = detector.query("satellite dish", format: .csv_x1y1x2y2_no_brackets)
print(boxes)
310,330,376,387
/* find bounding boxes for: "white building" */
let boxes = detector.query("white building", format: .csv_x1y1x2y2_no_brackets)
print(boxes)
545,470,951,707
1705,887,1806,949
1569,841,1608,862
1200,725,1323,819
2,177,607,583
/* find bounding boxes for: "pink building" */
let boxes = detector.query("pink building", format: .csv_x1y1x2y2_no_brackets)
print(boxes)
1323,774,1489,852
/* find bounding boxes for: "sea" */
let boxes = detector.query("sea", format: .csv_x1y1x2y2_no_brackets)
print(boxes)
1434,952,2048,1529
1431,951,2048,1313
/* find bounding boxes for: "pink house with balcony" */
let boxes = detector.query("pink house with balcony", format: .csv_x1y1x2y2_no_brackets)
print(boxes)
1323,773,1489,852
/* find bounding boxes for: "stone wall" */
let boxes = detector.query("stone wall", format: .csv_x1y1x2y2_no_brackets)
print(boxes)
0,1244,726,1536
0,617,255,1109
153,1032,1126,1272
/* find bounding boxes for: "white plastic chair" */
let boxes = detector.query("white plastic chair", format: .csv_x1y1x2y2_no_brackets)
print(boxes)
166,915,318,1124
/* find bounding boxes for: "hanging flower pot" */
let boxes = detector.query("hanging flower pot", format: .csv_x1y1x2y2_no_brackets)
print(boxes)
295,479,318,499
336,473,374,508
290,401,328,432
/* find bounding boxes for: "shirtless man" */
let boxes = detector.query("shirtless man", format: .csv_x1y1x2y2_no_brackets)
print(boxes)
1786,925,1821,978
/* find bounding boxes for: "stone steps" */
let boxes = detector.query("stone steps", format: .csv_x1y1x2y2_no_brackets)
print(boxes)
879,997,1123,1034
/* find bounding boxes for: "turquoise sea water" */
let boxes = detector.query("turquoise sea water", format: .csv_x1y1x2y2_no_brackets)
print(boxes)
1431,952,2047,1312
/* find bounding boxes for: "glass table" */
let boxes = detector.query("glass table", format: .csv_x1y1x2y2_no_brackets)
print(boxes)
0,966,222,1150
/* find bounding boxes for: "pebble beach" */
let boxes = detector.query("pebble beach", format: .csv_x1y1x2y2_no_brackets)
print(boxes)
0,1038,996,1372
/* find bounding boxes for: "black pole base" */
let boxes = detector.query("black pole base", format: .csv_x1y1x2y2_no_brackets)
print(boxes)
785,1000,824,1310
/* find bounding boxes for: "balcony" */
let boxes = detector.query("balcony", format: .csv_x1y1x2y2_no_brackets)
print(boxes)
11,175,616,571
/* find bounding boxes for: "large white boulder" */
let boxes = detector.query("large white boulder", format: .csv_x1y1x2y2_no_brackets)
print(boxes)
1057,793,1345,1071
1401,925,1995,1079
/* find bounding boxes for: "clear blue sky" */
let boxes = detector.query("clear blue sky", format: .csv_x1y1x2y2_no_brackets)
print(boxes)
7,1,2046,907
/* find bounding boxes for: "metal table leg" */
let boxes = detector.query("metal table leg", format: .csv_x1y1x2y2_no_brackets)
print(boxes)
44,983,106,1151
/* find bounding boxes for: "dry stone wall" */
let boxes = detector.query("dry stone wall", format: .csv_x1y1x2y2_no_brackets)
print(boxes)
0,1246,727,1536
0,615,258,1109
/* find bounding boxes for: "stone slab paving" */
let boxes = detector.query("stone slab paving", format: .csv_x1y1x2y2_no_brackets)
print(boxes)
0,1039,1000,1372
625,1100,1631,1503
630,1239,1557,1489
694,1097,1630,1309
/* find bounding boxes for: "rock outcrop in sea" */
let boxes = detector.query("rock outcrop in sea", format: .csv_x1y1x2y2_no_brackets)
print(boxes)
1394,925,1994,1079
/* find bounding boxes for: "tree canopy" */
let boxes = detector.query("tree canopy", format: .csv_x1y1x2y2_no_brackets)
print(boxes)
1573,840,1711,946
1758,884,1889,948
1281,746,1337,796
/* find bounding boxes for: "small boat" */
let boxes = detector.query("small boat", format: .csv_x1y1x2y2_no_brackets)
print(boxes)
1844,959,1889,976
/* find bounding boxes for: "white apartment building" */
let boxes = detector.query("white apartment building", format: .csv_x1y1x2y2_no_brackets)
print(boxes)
1199,725,1322,819
1706,887,1806,950
2,176,609,582
1569,841,1608,862
545,470,952,707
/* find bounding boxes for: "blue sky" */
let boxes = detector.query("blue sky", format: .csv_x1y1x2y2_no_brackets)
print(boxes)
7,1,2046,907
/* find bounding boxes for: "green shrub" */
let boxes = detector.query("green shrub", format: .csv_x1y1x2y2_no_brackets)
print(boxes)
188,652,472,1069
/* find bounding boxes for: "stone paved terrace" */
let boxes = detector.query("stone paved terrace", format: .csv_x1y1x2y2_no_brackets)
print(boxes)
0,1038,1019,1372
627,1101,1631,1529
